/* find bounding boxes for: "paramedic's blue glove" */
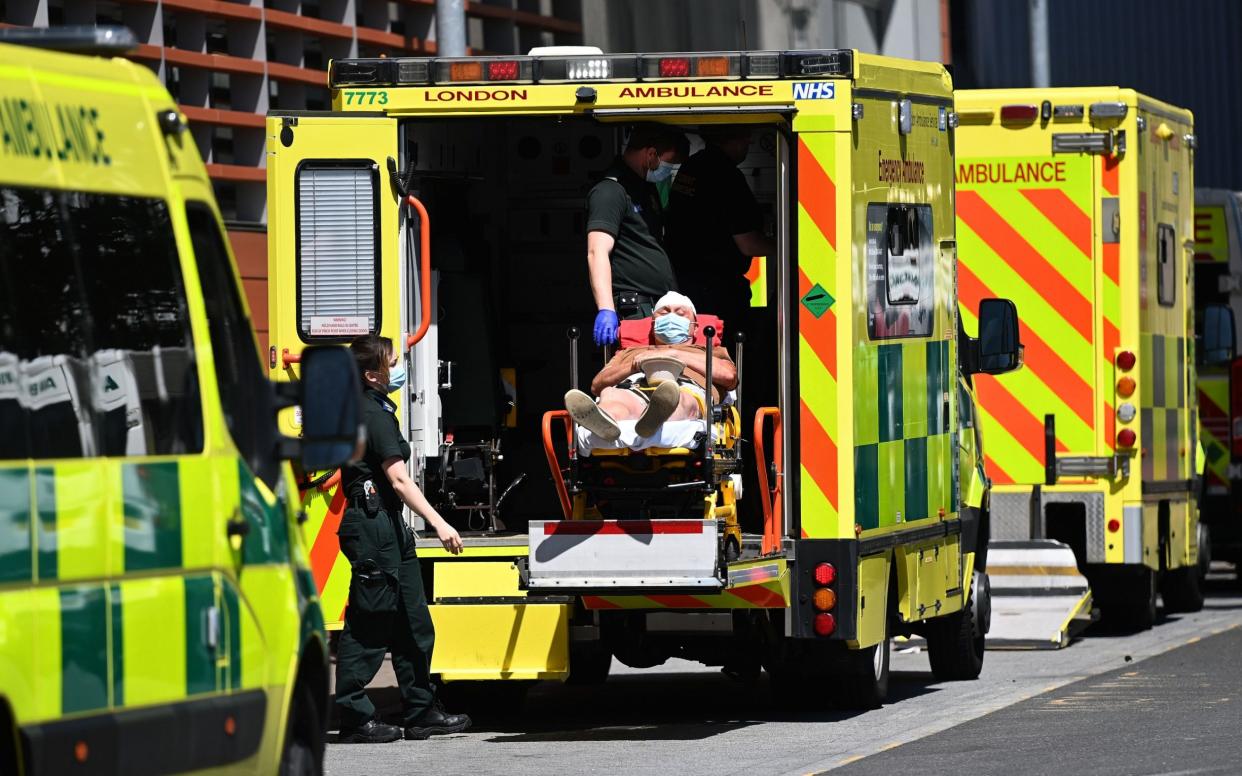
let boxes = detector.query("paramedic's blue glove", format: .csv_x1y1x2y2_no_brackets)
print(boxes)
593,309,619,346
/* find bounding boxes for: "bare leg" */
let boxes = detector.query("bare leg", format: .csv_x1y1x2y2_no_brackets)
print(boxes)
598,386,646,420
667,390,703,421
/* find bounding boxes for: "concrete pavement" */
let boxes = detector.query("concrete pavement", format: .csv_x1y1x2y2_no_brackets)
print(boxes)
325,569,1242,776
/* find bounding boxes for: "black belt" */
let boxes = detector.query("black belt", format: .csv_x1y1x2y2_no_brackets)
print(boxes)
615,291,656,307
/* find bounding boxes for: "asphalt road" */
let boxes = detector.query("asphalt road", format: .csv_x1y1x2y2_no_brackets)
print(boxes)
325,568,1242,776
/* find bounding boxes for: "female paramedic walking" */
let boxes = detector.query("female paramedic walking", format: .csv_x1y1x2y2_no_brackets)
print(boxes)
335,334,472,743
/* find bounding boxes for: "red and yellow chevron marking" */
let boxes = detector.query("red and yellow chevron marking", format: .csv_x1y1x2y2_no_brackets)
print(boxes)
958,154,1116,485
302,484,351,628
582,562,790,610
1199,375,1230,489
796,133,840,537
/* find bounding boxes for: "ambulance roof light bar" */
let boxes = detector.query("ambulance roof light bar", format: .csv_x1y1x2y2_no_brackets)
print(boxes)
328,47,858,88
0,24,137,54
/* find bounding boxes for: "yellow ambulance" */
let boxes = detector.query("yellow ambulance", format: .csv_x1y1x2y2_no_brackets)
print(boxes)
269,47,1021,708
0,26,360,775
1193,188,1242,580
955,87,1202,630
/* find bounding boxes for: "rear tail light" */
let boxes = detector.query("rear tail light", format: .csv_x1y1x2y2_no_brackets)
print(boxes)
486,60,519,80
813,588,837,612
1117,377,1136,398
658,57,690,77
1000,104,1039,122
640,52,744,80
434,57,534,84
813,562,836,586
1117,429,1137,448
1116,350,1136,371
1107,518,1121,532
813,613,836,637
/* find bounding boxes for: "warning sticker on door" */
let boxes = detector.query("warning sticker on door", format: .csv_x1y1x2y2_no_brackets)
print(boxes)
308,316,369,337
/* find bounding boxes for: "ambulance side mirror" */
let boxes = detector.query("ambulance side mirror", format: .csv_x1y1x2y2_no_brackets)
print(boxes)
294,346,366,471
970,298,1023,376
1201,304,1236,367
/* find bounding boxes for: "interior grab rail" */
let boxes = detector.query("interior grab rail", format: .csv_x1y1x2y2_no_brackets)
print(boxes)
754,407,783,556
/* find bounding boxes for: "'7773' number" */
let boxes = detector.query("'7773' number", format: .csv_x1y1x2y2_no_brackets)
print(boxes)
343,91,389,105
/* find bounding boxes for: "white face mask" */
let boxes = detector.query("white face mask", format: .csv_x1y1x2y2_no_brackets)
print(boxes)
646,160,679,184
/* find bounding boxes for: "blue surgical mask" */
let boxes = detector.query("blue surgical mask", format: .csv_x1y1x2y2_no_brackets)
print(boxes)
386,362,407,393
646,160,679,184
653,312,693,344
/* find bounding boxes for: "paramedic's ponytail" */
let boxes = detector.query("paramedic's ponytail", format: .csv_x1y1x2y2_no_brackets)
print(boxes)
349,334,393,380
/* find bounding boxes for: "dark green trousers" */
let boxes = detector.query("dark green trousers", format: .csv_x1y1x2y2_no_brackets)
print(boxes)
334,507,437,728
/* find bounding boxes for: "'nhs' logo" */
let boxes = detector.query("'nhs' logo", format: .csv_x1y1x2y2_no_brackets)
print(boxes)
793,82,835,100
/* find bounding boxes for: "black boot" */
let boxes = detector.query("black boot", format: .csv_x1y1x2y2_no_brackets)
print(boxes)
338,718,403,744
404,702,472,740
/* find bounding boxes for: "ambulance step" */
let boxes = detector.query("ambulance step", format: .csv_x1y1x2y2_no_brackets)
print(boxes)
525,519,724,594
986,540,1095,649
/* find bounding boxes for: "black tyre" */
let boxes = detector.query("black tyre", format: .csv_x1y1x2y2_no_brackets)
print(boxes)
833,636,890,710
566,641,612,685
1196,522,1211,580
927,571,989,681
1102,567,1157,630
280,683,324,776
1161,566,1205,613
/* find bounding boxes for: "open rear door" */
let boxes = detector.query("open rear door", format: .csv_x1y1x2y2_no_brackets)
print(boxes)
266,114,401,627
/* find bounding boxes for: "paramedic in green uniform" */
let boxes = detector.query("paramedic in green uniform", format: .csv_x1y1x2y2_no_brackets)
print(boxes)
586,123,688,345
334,334,471,744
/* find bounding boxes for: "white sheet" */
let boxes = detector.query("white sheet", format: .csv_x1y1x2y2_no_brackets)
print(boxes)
577,419,722,455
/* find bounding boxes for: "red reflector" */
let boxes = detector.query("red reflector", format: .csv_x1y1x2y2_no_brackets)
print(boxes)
1117,429,1137,448
1116,350,1136,371
1000,104,1039,121
813,612,836,637
813,562,836,587
659,58,691,77
487,60,519,80
1107,518,1120,533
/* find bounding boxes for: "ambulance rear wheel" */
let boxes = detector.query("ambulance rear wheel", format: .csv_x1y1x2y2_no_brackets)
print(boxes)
833,637,890,710
1160,566,1205,613
280,682,323,776
567,641,613,685
1101,567,1157,630
926,571,988,681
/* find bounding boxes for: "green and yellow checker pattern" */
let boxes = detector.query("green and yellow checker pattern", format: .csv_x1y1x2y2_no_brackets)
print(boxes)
1139,333,1191,483
0,456,303,724
852,340,956,530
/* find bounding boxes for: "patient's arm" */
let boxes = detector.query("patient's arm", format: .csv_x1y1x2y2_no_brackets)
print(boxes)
639,347,738,391
590,350,640,395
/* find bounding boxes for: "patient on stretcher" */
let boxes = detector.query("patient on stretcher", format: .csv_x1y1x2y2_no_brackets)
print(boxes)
565,292,738,443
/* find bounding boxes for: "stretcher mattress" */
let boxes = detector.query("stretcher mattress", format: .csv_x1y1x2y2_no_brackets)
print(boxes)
577,419,720,455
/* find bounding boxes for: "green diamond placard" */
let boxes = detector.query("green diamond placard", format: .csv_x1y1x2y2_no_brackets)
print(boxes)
800,283,835,318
